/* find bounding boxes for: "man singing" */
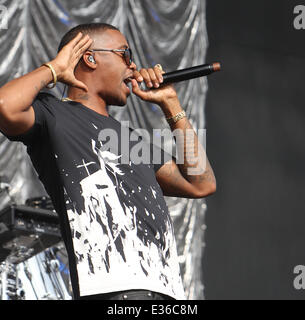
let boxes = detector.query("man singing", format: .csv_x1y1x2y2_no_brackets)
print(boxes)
0,23,216,300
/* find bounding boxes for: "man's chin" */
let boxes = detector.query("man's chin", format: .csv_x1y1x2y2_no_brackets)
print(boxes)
106,91,129,107
109,98,128,107
117,97,128,107
119,92,131,106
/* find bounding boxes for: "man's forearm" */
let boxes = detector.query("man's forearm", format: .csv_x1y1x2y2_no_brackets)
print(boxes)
0,65,53,116
160,98,216,188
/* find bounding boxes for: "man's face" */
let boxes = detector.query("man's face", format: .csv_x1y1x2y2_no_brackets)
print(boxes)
91,29,136,106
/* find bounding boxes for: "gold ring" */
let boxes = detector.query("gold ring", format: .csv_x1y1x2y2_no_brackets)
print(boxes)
155,64,163,71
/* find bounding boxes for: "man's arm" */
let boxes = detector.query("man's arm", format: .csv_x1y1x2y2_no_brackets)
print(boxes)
0,33,92,136
155,98,216,198
131,66,216,198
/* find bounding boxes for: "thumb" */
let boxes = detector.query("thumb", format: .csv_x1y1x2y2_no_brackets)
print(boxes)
131,79,148,100
72,80,89,92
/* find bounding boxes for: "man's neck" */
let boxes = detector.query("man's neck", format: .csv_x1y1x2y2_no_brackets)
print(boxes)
66,88,109,117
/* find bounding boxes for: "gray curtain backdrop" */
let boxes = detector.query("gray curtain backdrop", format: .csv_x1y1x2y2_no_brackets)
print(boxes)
0,0,209,300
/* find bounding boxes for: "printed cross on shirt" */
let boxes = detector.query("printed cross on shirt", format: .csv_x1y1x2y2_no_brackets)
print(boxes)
77,159,96,176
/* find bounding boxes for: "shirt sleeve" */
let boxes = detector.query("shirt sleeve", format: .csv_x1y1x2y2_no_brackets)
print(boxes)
3,92,56,146
150,141,174,173
126,124,174,174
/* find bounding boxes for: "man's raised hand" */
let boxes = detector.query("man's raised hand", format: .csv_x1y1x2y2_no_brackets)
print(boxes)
50,32,93,92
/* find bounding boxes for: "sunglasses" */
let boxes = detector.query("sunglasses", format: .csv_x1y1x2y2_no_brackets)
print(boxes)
88,47,133,66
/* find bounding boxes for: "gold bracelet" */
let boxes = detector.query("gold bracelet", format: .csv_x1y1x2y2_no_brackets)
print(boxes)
42,63,57,89
166,110,186,125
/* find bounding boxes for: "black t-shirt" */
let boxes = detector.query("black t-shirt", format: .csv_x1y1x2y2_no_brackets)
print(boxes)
6,93,185,299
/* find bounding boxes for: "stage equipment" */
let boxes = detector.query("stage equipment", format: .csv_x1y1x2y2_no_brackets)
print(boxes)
0,197,71,300
0,203,61,264
0,246,71,300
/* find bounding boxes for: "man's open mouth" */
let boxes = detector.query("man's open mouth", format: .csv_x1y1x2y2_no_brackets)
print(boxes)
123,77,133,91
124,77,133,85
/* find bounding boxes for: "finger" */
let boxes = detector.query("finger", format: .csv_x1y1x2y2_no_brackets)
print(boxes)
72,38,93,67
154,65,164,83
139,68,153,89
74,35,91,53
133,70,143,82
131,79,149,100
72,79,89,92
147,68,160,88
65,32,83,50
75,38,93,59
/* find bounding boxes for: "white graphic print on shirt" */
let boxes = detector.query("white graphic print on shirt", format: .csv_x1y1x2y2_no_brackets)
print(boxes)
65,139,185,299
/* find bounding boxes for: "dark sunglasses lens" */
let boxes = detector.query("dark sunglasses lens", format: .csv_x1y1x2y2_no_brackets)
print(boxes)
125,48,132,65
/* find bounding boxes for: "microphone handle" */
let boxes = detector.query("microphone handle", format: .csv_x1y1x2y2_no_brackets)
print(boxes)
162,63,221,85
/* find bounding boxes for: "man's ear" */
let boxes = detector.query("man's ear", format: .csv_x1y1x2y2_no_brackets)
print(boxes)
82,52,97,69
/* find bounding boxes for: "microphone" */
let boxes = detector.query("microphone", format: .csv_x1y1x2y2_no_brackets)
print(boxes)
138,63,221,90
161,62,221,85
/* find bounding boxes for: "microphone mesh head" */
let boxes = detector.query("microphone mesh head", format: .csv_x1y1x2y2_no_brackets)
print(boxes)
212,62,221,72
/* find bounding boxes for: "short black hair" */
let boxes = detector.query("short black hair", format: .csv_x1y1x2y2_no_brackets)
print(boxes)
57,23,120,53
